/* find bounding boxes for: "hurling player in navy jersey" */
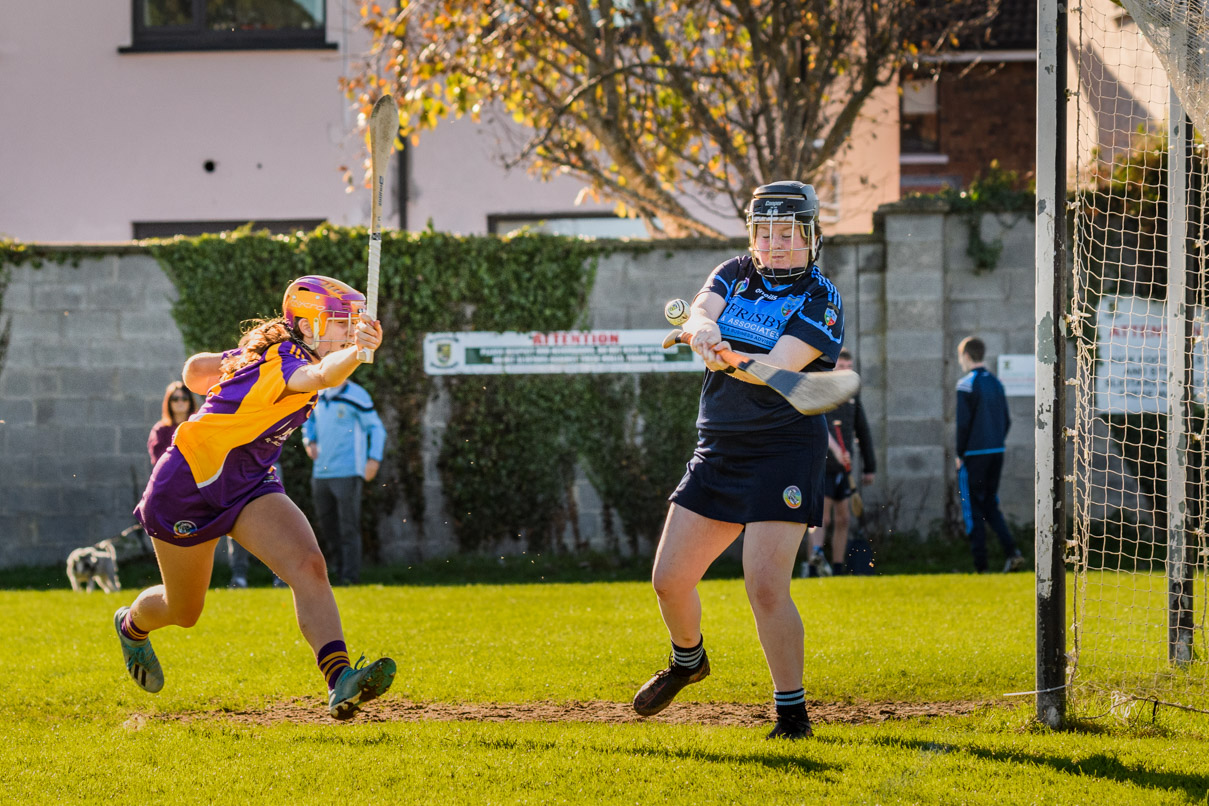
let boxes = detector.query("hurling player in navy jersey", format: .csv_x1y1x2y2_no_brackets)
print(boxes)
632,181,844,740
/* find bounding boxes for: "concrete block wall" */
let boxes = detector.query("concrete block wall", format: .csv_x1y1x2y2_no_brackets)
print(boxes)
0,253,186,567
862,204,1036,534
0,210,1038,568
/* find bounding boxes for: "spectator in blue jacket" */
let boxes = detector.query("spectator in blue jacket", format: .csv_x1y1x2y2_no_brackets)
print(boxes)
956,336,1025,574
302,380,386,585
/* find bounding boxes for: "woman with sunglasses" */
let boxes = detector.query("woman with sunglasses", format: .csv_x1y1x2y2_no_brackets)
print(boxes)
147,381,198,465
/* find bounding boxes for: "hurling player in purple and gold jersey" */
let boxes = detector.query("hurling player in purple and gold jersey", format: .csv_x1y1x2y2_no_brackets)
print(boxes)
116,276,396,721
632,182,843,740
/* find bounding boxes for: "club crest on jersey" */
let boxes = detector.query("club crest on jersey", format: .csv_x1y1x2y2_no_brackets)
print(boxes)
780,300,796,318
783,486,802,509
735,278,749,295
824,304,839,328
173,520,198,536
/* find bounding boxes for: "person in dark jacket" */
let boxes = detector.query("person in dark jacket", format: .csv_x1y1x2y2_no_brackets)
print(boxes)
804,349,876,576
956,336,1024,573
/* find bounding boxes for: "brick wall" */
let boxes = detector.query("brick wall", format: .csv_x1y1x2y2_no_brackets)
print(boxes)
901,61,1036,190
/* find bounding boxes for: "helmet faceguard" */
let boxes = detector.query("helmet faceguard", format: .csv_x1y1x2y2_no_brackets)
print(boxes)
282,276,366,351
745,181,821,282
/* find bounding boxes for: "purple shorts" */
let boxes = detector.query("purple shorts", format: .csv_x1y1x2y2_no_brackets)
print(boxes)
135,449,285,547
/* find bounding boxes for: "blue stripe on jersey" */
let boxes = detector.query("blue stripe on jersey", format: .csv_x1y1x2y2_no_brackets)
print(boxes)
795,269,843,345
963,447,1005,456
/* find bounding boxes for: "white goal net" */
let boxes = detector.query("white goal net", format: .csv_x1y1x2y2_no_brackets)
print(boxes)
1068,0,1209,716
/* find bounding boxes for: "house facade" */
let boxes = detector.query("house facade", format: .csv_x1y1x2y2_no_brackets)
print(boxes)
1,2,1049,245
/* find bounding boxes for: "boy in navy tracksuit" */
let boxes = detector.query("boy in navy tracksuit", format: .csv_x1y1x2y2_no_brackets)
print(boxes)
955,336,1025,573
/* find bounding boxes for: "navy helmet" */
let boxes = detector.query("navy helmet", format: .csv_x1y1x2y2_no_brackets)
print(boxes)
745,180,821,281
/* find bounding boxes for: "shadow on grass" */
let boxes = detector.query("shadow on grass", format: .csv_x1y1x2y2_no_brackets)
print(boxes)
839,734,1209,801
462,732,840,777
280,722,838,776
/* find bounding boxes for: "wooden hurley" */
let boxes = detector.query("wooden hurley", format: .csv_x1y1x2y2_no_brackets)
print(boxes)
662,329,860,416
358,94,398,363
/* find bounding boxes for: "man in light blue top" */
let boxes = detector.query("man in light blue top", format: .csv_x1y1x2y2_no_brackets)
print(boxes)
302,379,386,585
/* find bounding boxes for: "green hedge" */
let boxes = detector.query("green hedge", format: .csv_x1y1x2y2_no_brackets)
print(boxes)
143,225,701,557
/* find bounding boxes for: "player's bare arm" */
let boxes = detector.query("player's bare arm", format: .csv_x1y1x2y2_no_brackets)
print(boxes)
182,353,224,395
287,312,383,394
699,332,823,387
682,292,824,383
727,334,823,381
683,292,739,375
682,292,724,348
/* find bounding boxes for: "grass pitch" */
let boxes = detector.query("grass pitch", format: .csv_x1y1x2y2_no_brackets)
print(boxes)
3,574,1208,804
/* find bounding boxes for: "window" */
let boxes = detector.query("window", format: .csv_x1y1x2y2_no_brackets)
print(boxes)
124,0,333,52
132,218,326,238
900,78,941,155
488,213,650,239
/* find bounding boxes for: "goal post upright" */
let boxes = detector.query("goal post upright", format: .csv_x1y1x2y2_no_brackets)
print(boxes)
1035,0,1068,729
1166,85,1195,666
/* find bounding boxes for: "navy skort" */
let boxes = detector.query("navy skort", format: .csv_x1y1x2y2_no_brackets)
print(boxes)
669,426,827,526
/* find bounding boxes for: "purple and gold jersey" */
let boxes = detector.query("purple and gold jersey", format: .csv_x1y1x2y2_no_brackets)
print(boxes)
174,341,317,492
135,341,317,545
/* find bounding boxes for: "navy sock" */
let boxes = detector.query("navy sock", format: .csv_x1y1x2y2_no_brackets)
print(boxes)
774,688,808,718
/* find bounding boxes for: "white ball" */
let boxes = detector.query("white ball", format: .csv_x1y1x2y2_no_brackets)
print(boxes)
664,298,690,326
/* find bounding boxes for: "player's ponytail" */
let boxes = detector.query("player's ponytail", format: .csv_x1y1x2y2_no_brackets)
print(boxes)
219,317,295,375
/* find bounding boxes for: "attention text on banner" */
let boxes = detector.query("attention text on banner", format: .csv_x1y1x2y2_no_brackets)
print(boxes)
423,330,706,375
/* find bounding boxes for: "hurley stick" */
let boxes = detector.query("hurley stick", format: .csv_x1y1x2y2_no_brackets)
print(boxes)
662,329,859,416
358,94,398,363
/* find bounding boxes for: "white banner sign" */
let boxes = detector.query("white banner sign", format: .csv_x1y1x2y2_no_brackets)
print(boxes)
1094,296,1209,414
423,329,705,375
997,354,1035,397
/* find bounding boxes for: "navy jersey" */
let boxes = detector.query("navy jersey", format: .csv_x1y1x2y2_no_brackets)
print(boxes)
696,255,844,435
956,366,1010,457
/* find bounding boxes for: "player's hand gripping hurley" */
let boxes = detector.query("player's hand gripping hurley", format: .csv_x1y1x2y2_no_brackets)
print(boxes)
358,94,398,363
660,299,859,416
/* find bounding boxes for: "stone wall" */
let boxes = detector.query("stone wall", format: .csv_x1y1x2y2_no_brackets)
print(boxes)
0,251,187,567
0,206,1038,568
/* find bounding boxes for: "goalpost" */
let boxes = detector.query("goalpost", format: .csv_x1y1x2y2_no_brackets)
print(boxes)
1040,0,1209,726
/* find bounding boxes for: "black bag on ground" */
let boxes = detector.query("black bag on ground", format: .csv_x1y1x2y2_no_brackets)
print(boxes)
845,536,876,575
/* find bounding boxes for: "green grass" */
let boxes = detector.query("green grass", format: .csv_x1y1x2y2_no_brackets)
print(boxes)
5,575,1209,804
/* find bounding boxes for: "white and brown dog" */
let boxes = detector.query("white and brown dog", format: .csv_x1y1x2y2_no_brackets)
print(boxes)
66,539,121,593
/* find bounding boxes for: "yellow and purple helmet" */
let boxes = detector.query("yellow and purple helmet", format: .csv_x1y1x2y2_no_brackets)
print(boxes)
282,275,366,348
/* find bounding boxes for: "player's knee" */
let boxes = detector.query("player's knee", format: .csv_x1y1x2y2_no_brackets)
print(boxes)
276,545,329,589
744,577,790,614
651,565,694,600
295,547,329,585
169,601,205,629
